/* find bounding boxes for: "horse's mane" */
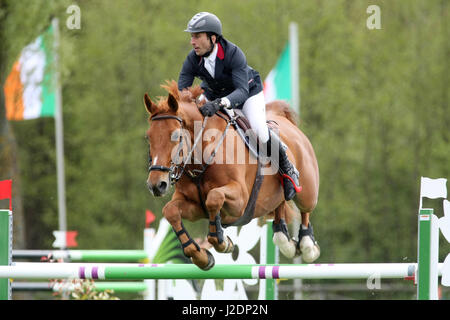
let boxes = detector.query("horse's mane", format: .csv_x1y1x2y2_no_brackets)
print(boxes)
155,80,204,113
155,80,298,127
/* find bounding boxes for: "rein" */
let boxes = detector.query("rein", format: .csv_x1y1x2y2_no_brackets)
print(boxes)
148,109,262,226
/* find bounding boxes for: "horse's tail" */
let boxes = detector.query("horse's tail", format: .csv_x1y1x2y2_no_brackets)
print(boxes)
266,100,298,126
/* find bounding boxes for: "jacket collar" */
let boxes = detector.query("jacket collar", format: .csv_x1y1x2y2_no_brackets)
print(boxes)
217,42,224,60
197,42,224,67
205,43,218,64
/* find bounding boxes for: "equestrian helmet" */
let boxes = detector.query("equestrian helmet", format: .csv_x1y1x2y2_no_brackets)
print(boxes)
184,12,222,36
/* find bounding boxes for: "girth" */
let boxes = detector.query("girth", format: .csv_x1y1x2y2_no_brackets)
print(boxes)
222,159,264,228
186,168,210,220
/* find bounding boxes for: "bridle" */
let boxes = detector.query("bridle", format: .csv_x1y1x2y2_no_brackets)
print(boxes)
148,113,210,185
147,114,184,182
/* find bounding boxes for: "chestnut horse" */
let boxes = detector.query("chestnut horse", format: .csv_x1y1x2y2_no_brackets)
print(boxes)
144,81,320,270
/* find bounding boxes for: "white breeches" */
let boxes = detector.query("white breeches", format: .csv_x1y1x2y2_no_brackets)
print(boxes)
241,91,269,143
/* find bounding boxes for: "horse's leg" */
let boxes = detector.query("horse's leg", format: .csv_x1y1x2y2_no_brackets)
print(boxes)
163,199,215,270
272,201,297,258
296,211,320,263
204,182,243,253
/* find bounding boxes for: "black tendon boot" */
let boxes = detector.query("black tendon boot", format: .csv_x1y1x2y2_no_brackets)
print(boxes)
267,130,301,200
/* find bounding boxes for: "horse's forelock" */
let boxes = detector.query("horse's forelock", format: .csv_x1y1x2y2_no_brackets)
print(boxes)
160,80,203,103
187,85,204,101
161,80,180,100
151,81,203,118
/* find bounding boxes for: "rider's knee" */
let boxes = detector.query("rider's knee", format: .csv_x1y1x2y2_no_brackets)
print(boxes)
258,127,269,144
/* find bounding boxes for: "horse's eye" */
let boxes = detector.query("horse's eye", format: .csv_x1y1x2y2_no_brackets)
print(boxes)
171,131,180,141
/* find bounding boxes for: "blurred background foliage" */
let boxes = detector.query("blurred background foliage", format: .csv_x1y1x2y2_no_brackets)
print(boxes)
0,0,449,299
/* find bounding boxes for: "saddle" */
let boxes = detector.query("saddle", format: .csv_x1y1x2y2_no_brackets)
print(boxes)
232,109,252,133
217,108,278,160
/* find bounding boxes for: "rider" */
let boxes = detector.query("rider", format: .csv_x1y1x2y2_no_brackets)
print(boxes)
178,12,301,200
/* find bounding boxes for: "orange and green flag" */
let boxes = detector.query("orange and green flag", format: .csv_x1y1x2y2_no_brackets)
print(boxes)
3,25,56,121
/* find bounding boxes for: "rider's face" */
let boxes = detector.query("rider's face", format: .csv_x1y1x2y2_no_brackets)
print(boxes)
190,32,214,56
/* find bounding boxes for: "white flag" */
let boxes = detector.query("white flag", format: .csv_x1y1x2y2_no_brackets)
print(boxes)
420,177,447,199
52,230,66,248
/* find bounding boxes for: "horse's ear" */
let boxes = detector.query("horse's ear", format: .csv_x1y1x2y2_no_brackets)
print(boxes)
167,93,178,112
143,93,156,114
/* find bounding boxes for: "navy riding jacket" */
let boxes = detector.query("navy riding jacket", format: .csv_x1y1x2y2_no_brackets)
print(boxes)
178,37,263,109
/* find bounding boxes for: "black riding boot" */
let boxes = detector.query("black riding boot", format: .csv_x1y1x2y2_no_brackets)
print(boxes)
264,130,301,201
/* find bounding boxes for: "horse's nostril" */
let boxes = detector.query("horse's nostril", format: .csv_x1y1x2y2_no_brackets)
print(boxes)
158,181,168,192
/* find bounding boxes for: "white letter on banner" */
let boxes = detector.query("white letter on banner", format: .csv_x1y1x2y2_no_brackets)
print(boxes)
439,200,450,243
440,199,450,287
441,254,450,286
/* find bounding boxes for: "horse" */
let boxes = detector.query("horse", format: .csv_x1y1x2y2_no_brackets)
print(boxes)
144,80,320,270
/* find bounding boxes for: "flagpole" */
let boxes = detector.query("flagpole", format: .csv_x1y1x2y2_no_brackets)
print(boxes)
52,18,67,242
289,22,300,118
289,21,303,299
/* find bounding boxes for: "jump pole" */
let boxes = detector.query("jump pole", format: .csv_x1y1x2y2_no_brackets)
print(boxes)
12,281,148,293
12,249,149,262
2,262,440,280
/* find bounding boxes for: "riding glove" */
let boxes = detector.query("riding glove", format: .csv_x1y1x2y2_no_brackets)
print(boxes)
199,99,222,117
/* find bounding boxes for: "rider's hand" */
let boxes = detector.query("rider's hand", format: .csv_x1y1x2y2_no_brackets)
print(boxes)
199,99,222,117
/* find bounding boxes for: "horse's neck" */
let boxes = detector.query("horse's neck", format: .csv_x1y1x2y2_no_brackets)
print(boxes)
183,116,229,168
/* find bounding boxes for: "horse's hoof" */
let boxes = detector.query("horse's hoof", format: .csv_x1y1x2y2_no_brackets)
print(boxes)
222,236,235,254
273,232,296,259
299,236,320,263
208,235,234,254
196,249,215,271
